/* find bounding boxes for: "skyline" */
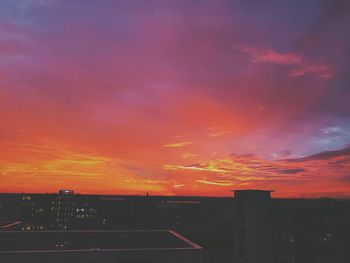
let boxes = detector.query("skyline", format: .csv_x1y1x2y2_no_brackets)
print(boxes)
1,0,350,197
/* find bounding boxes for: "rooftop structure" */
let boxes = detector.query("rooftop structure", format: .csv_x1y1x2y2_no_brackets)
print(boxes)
0,230,202,263
0,230,201,251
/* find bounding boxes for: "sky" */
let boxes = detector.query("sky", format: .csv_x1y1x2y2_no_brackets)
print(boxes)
0,0,350,197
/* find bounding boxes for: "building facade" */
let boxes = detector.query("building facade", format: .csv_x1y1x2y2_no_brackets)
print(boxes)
21,190,99,231
233,190,349,263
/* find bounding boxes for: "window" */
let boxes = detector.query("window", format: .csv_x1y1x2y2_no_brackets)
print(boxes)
236,209,246,224
237,242,247,259
236,225,246,242
288,253,295,263
288,233,295,243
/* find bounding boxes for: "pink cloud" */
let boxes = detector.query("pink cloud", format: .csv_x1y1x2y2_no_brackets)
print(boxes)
238,46,302,65
237,45,332,79
287,63,332,79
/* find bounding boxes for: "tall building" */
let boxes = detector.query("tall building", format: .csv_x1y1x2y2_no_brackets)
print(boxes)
233,190,273,263
233,190,348,263
271,198,338,263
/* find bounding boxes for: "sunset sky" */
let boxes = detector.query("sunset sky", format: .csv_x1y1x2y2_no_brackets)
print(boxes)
1,0,350,197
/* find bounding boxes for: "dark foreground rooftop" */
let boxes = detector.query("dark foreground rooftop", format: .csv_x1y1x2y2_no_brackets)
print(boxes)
0,230,201,252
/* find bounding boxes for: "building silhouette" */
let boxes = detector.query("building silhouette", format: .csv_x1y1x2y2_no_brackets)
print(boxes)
234,190,272,263
233,190,350,263
0,190,349,262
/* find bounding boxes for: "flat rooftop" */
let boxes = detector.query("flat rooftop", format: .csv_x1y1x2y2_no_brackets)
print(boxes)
0,230,201,253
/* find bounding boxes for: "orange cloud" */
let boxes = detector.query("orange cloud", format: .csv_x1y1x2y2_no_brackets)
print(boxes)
0,139,171,195
163,141,193,148
164,147,350,197
182,153,197,158
196,180,235,187
208,130,232,138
